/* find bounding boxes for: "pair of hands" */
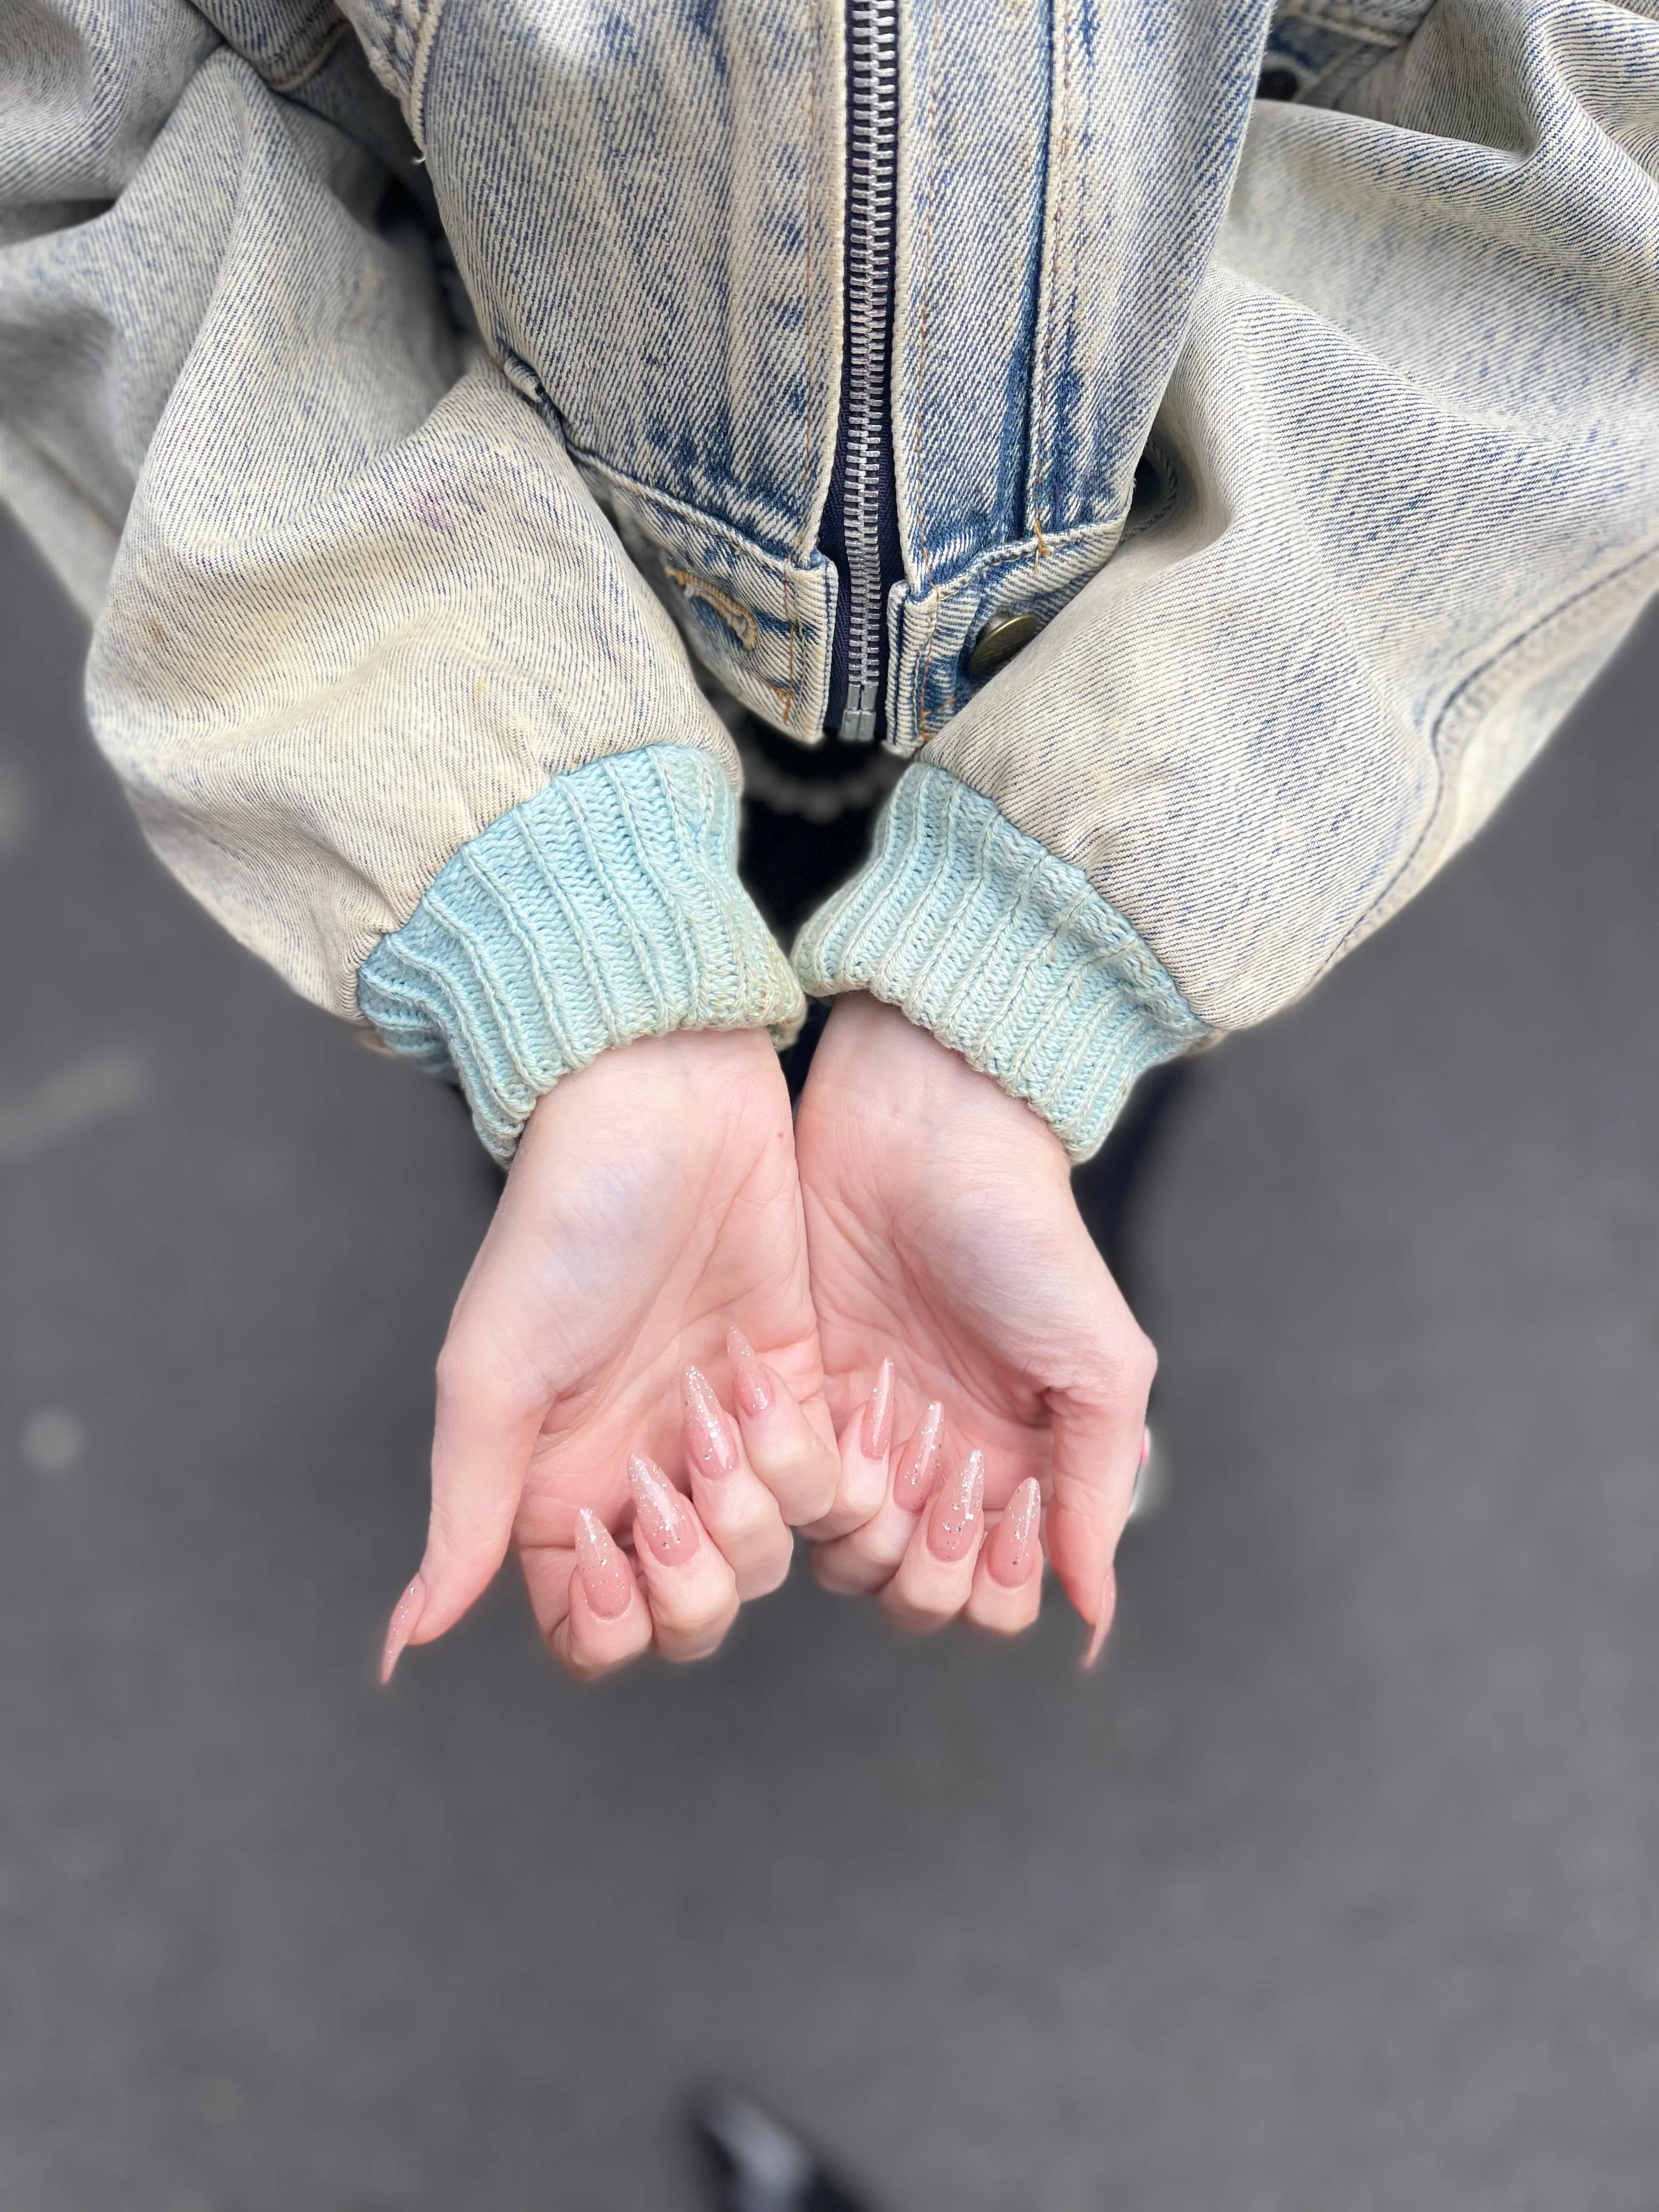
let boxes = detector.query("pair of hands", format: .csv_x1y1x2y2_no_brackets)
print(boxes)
380,992,1156,1682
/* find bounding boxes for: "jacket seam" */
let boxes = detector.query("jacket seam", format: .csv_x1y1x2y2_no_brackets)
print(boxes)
1029,0,1074,548
1323,534,1659,979
405,0,449,148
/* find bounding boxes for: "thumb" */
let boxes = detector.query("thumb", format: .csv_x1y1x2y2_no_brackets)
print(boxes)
1043,1346,1154,1665
379,1344,541,1681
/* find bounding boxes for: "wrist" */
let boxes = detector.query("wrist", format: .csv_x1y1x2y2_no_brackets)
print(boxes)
518,1022,789,1169
793,764,1205,1160
358,746,804,1163
808,991,1074,1181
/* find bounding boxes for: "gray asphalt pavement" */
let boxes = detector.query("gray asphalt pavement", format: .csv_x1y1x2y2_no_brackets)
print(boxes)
2,507,1657,2212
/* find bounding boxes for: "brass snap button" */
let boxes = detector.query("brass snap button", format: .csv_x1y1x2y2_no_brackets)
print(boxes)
966,609,1043,680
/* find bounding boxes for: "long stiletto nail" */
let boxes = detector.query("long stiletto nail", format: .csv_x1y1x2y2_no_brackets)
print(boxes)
574,1508,635,1619
725,1327,774,1417
860,1359,895,1459
682,1365,738,1477
379,1571,426,1685
627,1453,699,1565
988,1476,1042,1588
1080,1565,1117,1672
926,1451,985,1564
892,1400,945,1511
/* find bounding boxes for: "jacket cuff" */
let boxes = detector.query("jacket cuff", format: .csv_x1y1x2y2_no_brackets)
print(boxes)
358,746,805,1162
792,764,1207,1160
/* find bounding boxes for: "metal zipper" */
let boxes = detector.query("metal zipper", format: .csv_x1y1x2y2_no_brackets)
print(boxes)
837,0,899,742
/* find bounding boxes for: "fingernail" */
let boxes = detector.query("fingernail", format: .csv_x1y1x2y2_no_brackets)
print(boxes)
574,1508,635,1619
682,1365,738,1477
892,1400,944,1511
725,1326,774,1417
379,1571,426,1685
1080,1565,1117,1672
627,1452,699,1566
860,1358,895,1459
926,1451,985,1564
988,1476,1042,1588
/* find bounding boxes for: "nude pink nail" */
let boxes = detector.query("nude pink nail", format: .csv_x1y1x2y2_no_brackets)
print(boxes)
725,1326,774,1417
379,1571,426,1685
682,1365,738,1477
988,1476,1042,1588
926,1451,984,1564
860,1359,895,1459
627,1453,699,1565
574,1508,635,1619
892,1400,945,1512
1081,1565,1118,1672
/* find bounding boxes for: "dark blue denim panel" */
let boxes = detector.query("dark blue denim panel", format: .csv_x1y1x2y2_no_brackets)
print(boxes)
889,0,1053,593
418,0,840,562
1020,0,1274,545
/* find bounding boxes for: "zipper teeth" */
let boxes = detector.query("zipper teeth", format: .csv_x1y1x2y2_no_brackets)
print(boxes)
842,0,898,738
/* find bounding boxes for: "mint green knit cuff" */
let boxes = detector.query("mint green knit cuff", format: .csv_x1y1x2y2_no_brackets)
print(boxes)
792,764,1207,1160
358,746,805,1163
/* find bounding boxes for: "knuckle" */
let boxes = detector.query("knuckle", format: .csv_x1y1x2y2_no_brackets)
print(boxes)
435,1328,543,1423
810,1544,859,1594
1109,1323,1157,1399
435,1332,502,1410
883,1576,953,1633
811,1542,882,1596
654,1573,736,1637
749,1544,793,1599
971,1607,1024,1639
757,1436,840,1518
662,1599,739,1663
551,1626,602,1680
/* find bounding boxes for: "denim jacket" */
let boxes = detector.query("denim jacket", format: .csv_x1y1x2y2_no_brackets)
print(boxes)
4,0,1657,1160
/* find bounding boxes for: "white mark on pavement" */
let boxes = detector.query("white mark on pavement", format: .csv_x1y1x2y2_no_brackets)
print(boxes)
0,1046,150,1167
20,1407,84,1474
0,758,31,857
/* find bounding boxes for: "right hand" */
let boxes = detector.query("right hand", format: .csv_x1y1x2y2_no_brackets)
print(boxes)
379,1027,864,1681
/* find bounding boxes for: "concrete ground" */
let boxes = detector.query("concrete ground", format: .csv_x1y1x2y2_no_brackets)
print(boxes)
1,506,1656,2212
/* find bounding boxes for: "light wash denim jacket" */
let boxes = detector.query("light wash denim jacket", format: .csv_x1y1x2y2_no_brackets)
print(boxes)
4,1,1657,1160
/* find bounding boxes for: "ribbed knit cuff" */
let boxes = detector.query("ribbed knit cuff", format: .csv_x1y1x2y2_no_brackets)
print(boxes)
792,765,1207,1160
358,746,805,1162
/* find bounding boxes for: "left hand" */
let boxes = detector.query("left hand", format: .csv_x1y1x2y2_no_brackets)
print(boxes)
791,992,1156,1650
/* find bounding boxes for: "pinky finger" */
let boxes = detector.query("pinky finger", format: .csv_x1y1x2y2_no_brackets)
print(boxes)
550,1512,653,1678
965,1477,1045,1638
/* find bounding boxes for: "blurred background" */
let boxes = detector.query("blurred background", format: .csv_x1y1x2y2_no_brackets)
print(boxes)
2,502,1657,2212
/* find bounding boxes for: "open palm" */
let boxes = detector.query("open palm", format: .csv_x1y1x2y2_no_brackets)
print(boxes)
794,993,1155,1638
385,1028,839,1673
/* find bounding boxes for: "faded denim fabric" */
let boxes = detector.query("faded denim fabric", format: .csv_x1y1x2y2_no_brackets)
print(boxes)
3,1,1657,1156
914,0,1659,1031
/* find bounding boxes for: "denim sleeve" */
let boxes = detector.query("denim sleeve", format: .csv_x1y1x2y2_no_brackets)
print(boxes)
0,2,801,1161
798,0,1659,1158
